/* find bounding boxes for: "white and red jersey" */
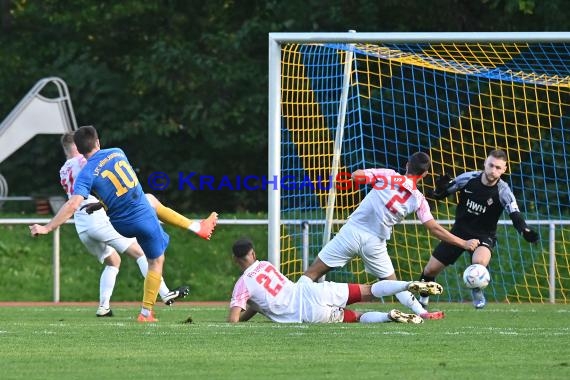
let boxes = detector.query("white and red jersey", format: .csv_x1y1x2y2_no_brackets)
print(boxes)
230,260,301,323
348,168,434,239
59,155,108,233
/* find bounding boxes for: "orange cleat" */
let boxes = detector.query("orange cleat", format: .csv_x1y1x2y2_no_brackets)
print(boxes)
419,311,445,320
137,311,159,323
196,212,218,240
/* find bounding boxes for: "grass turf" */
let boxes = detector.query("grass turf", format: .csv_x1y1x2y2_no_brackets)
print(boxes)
0,303,568,380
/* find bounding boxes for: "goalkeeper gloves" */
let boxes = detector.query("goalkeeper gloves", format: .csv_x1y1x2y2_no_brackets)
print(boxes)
522,228,539,243
427,174,453,200
80,202,104,214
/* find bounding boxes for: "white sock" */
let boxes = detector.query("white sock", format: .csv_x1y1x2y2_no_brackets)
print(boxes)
136,256,170,300
99,266,119,309
135,255,148,277
359,312,391,323
188,221,200,233
371,280,408,297
395,291,426,315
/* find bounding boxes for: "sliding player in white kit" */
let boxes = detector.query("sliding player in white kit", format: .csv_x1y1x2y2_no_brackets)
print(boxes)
303,152,480,320
59,133,189,317
228,238,444,324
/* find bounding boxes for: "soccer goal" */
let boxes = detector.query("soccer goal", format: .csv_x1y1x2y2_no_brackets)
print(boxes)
268,32,570,304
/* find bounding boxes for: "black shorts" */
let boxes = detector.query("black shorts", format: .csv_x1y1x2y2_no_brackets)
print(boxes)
431,229,496,266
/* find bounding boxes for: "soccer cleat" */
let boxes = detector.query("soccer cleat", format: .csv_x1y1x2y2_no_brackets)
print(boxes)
137,311,159,323
471,288,486,309
196,212,218,240
388,309,424,324
419,310,445,320
96,306,113,317
408,281,443,296
163,285,191,306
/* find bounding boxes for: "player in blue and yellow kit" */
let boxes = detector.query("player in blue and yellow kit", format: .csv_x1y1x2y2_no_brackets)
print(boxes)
30,125,217,322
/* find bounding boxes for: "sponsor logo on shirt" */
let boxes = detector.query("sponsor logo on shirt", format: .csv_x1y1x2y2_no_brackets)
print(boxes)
466,198,487,215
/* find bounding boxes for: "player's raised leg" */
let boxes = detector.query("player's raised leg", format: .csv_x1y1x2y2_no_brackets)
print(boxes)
145,194,218,240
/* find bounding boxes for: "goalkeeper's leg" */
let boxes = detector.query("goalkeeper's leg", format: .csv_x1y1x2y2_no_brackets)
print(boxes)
145,194,218,240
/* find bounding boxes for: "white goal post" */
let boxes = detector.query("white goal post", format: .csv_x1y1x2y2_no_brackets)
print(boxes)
268,31,570,263
268,32,570,304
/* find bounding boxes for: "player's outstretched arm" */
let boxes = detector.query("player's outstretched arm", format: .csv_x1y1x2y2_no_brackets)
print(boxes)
29,195,83,236
228,306,257,323
352,169,370,185
423,219,479,251
426,173,453,200
80,202,104,214
509,211,539,243
352,168,393,186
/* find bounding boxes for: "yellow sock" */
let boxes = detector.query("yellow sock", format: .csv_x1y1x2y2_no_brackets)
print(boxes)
155,204,192,230
142,270,162,311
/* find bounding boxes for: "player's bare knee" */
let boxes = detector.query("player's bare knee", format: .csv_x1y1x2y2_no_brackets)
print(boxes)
104,252,121,267
125,242,145,259
304,258,330,281
303,268,320,281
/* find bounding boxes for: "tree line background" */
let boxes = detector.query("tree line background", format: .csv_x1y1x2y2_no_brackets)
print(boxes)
0,0,568,213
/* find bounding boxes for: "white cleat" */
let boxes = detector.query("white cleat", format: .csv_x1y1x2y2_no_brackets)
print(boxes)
388,309,424,324
408,281,443,295
96,306,113,317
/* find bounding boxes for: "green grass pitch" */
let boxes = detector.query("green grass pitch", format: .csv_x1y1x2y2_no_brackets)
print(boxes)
0,303,568,380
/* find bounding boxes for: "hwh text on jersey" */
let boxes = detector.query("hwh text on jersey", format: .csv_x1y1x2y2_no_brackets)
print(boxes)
466,198,487,215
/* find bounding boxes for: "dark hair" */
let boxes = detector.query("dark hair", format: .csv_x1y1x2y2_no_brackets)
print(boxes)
407,152,431,175
232,238,254,258
488,149,508,161
74,125,99,155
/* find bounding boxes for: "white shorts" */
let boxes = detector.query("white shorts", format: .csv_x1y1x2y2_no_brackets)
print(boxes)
297,276,349,323
317,223,395,279
77,220,136,264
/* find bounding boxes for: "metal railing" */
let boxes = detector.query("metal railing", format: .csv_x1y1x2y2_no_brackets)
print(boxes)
0,218,270,302
0,218,567,303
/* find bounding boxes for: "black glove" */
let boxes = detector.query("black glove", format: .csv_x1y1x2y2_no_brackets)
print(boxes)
522,228,539,243
427,174,452,200
80,202,104,214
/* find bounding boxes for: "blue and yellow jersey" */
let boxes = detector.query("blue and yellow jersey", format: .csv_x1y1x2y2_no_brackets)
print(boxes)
74,148,152,225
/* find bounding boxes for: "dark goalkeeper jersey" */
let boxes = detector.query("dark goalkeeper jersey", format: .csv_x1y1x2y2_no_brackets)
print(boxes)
446,171,521,237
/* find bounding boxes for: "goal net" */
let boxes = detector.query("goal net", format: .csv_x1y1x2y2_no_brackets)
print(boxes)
268,32,570,304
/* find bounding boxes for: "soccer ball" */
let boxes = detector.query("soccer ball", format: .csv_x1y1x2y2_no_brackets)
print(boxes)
462,264,490,289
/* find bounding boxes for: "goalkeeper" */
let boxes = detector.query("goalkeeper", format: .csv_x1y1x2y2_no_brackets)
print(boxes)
419,149,539,309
